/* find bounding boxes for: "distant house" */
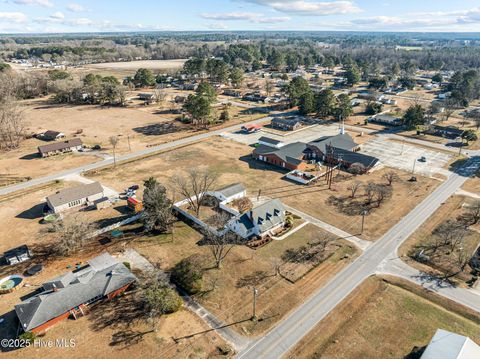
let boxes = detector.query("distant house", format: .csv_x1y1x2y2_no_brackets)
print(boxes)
38,138,83,158
138,93,155,104
4,245,31,265
40,130,65,141
180,83,198,91
369,114,402,126
243,93,270,103
228,199,286,239
46,182,105,213
15,253,137,334
357,92,384,102
174,95,187,104
424,125,464,139
271,118,302,131
421,329,480,359
223,89,242,97
258,136,285,149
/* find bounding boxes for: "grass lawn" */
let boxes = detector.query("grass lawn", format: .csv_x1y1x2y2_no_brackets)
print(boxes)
86,137,439,241
462,176,480,194
131,222,358,336
288,276,480,359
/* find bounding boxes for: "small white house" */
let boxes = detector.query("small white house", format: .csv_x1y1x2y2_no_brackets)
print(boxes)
206,183,246,204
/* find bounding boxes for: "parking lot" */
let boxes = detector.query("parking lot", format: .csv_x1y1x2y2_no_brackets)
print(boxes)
220,124,343,146
362,137,453,177
220,124,453,178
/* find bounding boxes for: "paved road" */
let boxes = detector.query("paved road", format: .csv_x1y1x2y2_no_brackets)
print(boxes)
377,256,480,313
238,157,479,359
0,116,271,196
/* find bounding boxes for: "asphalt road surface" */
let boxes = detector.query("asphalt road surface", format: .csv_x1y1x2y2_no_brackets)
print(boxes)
0,116,271,196
238,157,479,359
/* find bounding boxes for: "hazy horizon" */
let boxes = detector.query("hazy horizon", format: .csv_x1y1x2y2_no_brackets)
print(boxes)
1,1,480,34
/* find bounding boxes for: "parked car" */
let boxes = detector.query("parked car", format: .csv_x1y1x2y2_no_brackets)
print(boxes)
418,156,427,162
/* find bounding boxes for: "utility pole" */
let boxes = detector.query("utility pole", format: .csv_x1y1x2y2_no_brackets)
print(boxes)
127,135,131,152
361,210,367,234
458,138,463,156
252,287,258,322
411,158,417,175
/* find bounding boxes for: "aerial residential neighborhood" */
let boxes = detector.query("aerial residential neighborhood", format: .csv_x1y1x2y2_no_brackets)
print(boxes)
0,1,479,359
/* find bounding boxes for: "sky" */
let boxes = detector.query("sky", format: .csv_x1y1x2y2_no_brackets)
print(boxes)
1,0,480,34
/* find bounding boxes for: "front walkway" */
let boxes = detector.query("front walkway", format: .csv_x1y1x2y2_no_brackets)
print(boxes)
284,205,372,251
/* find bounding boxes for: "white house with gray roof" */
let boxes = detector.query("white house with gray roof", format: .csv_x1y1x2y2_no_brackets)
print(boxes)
227,199,286,239
46,182,105,213
15,253,137,334
206,183,246,204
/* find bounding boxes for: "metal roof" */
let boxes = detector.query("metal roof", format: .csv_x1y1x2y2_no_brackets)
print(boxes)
216,183,246,199
421,329,480,359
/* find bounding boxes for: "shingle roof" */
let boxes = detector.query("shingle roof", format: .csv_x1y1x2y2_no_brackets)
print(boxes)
47,182,104,208
327,147,379,168
42,130,64,140
38,138,82,155
237,199,286,235
254,142,308,165
421,329,480,359
15,253,137,332
308,133,358,154
216,183,246,199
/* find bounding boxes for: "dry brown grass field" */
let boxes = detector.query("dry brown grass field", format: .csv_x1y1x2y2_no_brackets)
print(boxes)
86,137,440,241
288,276,480,359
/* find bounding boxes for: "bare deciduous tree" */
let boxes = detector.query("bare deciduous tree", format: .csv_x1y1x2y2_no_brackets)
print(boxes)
109,135,119,167
364,182,377,204
205,213,237,269
172,168,217,216
49,216,94,256
154,89,166,108
382,171,400,186
347,181,362,198
0,99,25,151
462,200,480,225
373,184,392,208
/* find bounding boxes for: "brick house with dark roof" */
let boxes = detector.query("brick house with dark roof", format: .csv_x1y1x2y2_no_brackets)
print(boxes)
15,253,136,334
253,142,309,171
252,133,379,173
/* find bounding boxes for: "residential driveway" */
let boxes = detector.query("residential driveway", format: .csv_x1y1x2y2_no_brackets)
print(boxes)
361,137,453,177
220,124,342,146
